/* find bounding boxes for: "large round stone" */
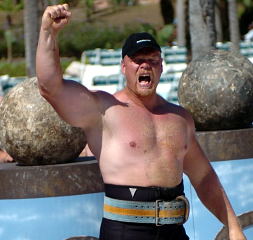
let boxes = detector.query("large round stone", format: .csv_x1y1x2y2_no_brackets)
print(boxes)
178,50,253,130
0,77,86,165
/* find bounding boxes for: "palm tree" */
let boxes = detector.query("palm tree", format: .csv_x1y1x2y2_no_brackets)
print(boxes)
176,0,186,47
228,0,240,52
84,0,94,21
160,0,174,25
0,0,23,62
189,0,216,60
215,1,223,42
23,0,39,77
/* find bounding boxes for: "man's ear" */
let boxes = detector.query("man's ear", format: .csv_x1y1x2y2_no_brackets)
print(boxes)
121,59,126,74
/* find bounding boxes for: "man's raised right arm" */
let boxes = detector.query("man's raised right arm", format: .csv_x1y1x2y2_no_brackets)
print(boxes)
36,4,101,129
36,4,70,95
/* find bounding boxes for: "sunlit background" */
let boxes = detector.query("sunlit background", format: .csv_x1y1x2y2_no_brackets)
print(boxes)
1,1,253,240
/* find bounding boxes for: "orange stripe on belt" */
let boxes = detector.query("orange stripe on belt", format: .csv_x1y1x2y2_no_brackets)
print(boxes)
104,204,185,218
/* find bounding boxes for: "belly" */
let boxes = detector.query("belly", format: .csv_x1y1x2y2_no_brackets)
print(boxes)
98,124,186,187
100,151,183,187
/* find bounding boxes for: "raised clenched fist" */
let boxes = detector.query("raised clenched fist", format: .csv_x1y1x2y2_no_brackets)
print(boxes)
41,4,71,33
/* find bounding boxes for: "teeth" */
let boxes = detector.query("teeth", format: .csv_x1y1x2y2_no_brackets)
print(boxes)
139,75,151,82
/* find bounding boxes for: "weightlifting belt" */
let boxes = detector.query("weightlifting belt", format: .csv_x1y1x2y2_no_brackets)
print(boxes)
103,195,190,226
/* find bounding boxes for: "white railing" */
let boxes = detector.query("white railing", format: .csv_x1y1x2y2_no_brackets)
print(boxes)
2,40,253,104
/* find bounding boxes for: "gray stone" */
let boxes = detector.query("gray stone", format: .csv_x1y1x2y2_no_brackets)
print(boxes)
178,50,253,130
0,77,86,165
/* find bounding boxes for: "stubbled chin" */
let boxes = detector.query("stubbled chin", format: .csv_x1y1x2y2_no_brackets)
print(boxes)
136,87,154,97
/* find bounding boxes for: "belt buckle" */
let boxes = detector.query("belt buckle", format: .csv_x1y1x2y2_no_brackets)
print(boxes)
176,195,190,225
155,199,163,226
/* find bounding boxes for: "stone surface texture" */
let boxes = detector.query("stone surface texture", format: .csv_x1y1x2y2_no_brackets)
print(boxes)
0,77,86,165
178,50,253,130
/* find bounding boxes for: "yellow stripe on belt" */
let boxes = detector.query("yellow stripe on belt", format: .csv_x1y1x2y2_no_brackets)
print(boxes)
103,196,190,225
104,204,185,218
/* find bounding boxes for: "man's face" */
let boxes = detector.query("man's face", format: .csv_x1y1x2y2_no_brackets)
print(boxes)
121,48,163,97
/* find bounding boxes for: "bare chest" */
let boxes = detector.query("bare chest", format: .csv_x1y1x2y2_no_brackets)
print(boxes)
104,106,189,156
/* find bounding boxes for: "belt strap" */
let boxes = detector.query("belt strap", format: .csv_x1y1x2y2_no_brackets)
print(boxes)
103,195,189,225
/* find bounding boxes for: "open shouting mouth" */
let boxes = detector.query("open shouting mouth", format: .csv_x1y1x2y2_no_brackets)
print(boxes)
138,74,152,88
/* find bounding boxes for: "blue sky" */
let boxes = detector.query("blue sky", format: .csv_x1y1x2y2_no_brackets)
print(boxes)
0,158,252,240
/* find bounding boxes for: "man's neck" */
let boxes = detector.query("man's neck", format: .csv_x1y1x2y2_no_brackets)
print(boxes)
123,87,160,111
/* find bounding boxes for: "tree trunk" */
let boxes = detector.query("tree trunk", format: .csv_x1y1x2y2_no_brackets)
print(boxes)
228,0,240,52
176,0,186,46
215,3,223,42
160,0,174,25
4,14,13,62
39,0,49,9
189,0,216,60
24,0,39,77
6,30,13,62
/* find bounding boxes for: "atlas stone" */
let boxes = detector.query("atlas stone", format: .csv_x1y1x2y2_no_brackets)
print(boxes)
0,77,86,165
178,50,253,130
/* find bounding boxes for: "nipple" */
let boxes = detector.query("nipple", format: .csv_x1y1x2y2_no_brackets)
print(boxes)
129,141,136,148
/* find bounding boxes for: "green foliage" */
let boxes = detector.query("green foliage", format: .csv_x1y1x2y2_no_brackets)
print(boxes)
0,0,24,62
0,58,73,77
239,0,253,8
0,1,159,60
0,29,5,51
157,24,175,46
0,21,156,59
55,0,80,7
58,22,156,57
0,60,26,76
0,28,24,59
85,0,94,9
0,0,23,13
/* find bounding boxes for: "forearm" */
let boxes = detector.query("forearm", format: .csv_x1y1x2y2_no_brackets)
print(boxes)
36,4,71,96
36,27,62,95
194,170,244,238
185,134,245,239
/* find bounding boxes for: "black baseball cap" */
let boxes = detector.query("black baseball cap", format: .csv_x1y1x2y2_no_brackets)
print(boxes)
122,32,161,58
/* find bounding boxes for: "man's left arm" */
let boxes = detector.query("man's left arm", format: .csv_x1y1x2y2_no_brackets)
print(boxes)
183,120,246,240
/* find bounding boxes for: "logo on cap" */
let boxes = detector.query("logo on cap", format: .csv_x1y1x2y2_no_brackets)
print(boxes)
122,32,161,58
136,39,152,44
